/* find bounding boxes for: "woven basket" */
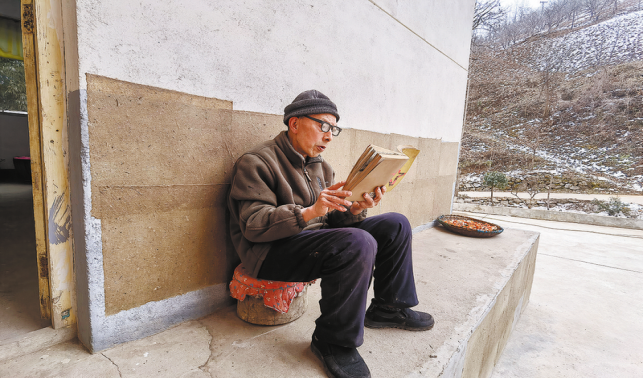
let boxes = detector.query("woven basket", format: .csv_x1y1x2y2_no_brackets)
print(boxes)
437,214,503,238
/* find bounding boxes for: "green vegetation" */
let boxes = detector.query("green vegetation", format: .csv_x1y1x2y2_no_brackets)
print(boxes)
0,57,27,111
591,197,631,216
483,171,508,204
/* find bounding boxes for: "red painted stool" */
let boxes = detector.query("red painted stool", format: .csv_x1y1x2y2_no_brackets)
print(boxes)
229,264,314,325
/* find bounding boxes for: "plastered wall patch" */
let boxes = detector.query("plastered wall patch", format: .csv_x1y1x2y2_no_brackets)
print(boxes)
86,75,461,315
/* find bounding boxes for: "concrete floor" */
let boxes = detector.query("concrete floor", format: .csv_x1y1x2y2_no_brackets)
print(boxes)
455,213,643,378
2,194,641,376
0,220,539,377
0,182,50,341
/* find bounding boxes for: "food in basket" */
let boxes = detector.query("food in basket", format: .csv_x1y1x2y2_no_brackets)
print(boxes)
437,214,504,237
442,218,500,232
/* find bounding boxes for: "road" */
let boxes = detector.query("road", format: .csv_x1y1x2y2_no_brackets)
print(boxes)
454,212,643,378
458,191,643,205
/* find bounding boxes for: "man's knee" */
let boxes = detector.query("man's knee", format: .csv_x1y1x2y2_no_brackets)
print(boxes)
384,212,411,230
342,228,377,258
326,228,377,270
373,212,412,239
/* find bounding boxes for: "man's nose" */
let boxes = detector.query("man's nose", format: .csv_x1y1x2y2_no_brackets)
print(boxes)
324,131,333,142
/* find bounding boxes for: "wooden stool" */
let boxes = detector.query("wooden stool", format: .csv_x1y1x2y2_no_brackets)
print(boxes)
229,264,313,325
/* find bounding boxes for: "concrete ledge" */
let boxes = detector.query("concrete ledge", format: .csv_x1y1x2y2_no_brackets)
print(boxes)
192,226,539,377
413,227,539,377
0,326,77,362
0,226,540,377
454,203,643,231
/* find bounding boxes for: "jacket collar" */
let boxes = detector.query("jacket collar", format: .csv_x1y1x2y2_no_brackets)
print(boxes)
275,130,323,168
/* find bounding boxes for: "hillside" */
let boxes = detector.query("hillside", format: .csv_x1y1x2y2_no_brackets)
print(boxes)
460,7,643,195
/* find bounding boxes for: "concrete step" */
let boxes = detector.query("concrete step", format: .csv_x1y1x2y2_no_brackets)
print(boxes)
0,226,539,378
0,326,76,362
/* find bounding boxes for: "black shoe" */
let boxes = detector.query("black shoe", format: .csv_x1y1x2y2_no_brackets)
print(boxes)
364,303,435,331
310,334,371,378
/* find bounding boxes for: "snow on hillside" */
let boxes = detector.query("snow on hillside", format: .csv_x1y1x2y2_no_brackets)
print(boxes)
535,11,643,73
474,123,643,192
462,8,643,197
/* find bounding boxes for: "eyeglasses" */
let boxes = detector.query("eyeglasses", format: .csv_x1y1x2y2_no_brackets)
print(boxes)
303,115,342,136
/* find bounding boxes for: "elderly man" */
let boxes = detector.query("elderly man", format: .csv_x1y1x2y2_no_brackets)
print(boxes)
227,90,434,378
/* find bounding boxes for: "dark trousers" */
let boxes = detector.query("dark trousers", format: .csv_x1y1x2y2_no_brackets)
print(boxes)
257,212,419,348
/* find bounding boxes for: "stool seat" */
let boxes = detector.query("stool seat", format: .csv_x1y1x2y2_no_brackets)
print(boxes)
229,264,314,325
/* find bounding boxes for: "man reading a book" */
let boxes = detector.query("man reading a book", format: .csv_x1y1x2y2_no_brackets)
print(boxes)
227,90,433,378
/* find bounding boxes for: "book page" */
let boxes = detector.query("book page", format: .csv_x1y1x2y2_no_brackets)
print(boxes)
345,157,408,201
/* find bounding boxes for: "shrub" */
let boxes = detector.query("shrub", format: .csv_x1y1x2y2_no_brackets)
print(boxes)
591,197,631,216
483,171,508,204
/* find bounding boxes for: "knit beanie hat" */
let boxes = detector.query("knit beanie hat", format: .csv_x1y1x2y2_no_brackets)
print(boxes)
283,90,340,125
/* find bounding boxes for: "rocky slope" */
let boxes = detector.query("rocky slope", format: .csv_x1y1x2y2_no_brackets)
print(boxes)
460,8,643,194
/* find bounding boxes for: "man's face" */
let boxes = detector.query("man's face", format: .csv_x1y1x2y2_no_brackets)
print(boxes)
289,113,337,158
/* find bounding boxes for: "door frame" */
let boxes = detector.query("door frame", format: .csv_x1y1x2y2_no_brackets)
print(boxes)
21,0,76,329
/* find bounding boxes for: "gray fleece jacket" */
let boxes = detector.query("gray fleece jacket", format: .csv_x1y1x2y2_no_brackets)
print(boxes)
227,131,366,278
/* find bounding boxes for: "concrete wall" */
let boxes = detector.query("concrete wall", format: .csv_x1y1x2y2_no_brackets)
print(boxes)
71,0,476,351
0,113,29,169
75,0,473,141
460,236,538,378
86,73,460,317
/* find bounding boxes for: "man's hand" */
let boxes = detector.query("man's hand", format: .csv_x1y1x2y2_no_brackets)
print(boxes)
349,186,386,215
301,181,353,222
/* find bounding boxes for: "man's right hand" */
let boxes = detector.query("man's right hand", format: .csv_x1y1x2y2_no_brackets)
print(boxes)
301,181,352,222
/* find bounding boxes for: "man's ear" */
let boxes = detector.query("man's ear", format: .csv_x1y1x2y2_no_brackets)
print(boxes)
288,116,299,134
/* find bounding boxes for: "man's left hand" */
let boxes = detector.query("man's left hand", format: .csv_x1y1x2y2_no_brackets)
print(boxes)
349,186,386,215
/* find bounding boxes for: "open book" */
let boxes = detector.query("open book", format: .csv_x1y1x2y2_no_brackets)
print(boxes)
343,145,420,201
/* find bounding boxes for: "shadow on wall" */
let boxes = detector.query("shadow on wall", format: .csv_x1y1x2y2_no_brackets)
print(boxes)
86,75,459,315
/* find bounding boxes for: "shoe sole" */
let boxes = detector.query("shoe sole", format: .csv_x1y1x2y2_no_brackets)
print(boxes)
311,342,338,378
310,342,372,378
364,318,435,331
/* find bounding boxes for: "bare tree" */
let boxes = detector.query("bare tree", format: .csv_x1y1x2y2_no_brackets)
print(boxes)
492,19,523,49
543,0,568,32
511,176,542,208
521,121,548,169
545,174,553,210
502,21,524,47
473,0,507,31
520,9,545,36
565,0,583,28
583,0,609,22
516,39,561,169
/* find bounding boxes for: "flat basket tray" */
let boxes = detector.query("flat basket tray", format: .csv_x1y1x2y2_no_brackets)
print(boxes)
437,214,503,238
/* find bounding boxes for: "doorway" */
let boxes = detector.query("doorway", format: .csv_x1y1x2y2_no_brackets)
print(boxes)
0,148,50,341
0,0,50,342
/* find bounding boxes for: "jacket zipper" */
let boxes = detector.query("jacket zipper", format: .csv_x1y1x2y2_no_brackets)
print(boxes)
303,166,316,205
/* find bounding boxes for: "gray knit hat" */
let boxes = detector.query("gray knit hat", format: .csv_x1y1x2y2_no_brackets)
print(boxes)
283,90,340,125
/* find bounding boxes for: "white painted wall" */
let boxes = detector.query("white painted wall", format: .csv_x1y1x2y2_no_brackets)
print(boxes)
76,0,475,142
371,0,475,68
72,0,476,351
